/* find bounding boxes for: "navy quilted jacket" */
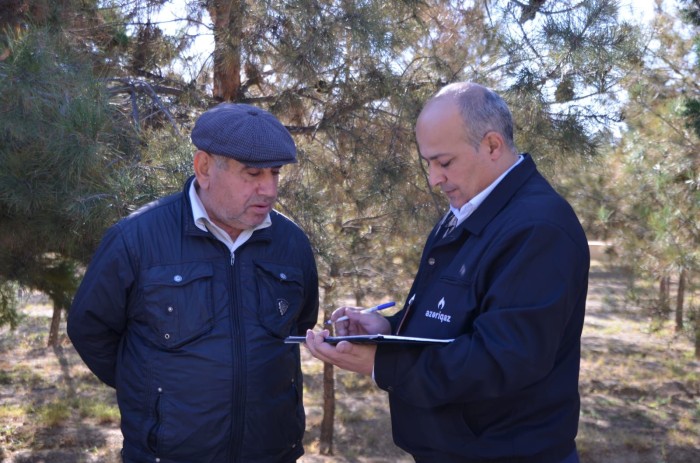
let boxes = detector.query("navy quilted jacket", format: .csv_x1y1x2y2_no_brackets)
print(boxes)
68,176,319,463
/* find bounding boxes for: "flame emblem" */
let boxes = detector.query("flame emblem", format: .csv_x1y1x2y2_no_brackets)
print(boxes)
437,297,445,311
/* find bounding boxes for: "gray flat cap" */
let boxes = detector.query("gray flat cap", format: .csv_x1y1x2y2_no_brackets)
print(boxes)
191,103,297,167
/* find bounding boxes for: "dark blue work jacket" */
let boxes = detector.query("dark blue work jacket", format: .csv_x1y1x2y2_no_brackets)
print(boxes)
68,176,319,463
374,154,589,463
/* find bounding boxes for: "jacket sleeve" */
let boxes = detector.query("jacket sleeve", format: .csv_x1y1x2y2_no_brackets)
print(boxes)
295,237,319,333
374,221,589,407
67,224,135,388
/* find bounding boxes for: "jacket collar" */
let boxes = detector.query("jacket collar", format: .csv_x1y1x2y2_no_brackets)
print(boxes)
438,153,536,243
182,176,207,237
461,153,536,236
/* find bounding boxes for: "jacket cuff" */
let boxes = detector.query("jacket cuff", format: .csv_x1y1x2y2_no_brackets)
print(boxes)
373,343,401,392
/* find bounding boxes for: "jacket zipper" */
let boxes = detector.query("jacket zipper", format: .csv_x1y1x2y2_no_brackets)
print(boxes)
395,293,416,334
228,250,246,461
147,387,162,454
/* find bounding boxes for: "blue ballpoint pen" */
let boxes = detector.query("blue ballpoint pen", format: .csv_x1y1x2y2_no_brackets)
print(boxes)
326,301,396,324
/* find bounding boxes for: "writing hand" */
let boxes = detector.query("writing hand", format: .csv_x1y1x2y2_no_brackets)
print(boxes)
330,306,392,337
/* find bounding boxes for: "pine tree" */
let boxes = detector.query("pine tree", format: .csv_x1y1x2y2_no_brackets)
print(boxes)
0,2,190,344
587,1,700,356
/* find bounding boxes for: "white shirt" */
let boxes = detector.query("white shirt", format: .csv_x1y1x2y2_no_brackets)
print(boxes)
188,181,271,262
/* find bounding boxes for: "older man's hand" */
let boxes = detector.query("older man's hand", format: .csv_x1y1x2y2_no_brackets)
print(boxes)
304,329,377,376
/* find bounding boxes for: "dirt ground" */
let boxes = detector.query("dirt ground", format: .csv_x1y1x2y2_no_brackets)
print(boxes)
1,259,699,463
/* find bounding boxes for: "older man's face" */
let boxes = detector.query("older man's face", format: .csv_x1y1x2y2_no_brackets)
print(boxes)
194,152,280,239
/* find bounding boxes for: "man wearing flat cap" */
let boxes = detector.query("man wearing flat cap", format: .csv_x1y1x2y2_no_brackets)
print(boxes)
68,103,319,463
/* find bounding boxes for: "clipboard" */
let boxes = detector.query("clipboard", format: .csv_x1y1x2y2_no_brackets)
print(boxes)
284,334,454,345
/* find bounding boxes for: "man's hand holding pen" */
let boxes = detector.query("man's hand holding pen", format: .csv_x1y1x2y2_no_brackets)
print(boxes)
327,301,395,325
329,303,394,336
304,303,393,376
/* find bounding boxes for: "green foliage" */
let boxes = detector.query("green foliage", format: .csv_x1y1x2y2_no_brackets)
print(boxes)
569,2,700,353
0,280,20,330
680,0,700,26
680,0,700,138
0,7,200,334
0,28,142,331
682,98,700,138
498,0,646,159
0,29,134,256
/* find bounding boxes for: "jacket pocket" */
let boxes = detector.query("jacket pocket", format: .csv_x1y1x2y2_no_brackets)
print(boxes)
141,263,214,348
402,270,476,339
254,260,304,338
146,388,162,453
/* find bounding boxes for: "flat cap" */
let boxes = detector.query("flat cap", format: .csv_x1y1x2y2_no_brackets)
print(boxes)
191,103,296,167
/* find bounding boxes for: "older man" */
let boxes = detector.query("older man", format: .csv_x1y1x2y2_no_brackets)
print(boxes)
69,103,319,462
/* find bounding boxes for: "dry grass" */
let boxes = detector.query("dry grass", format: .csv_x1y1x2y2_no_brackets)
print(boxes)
1,260,699,463
576,264,700,463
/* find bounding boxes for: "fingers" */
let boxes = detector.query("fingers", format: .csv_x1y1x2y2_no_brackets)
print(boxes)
331,306,351,320
305,328,328,347
303,329,375,376
334,340,353,354
331,306,358,336
304,330,356,362
304,329,334,363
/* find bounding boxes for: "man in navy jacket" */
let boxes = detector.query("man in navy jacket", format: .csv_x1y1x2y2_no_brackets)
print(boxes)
305,82,589,463
68,103,319,462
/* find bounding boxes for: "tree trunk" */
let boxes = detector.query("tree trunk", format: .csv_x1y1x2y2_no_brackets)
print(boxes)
675,269,686,332
47,303,61,347
659,275,671,316
695,305,700,359
319,284,336,455
206,0,243,101
46,286,72,347
319,358,335,455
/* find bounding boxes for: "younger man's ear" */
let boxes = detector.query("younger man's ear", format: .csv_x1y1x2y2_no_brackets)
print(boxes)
484,132,505,158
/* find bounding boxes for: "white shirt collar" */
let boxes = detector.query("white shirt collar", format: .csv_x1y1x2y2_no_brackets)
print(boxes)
189,180,271,253
450,154,524,224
